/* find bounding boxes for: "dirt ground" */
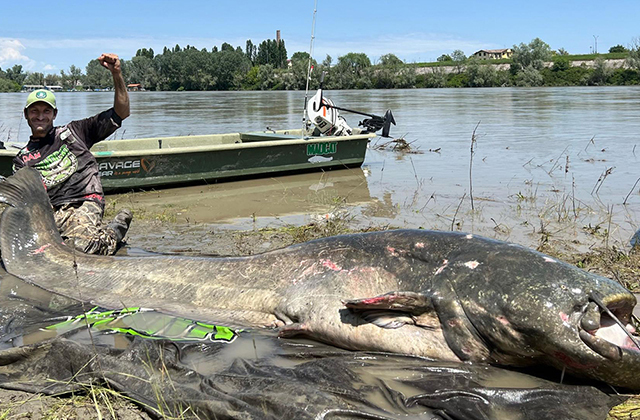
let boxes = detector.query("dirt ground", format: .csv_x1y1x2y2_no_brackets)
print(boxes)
1,218,639,419
0,388,153,420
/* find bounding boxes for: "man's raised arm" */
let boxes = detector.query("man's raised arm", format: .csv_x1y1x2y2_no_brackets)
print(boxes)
98,53,130,120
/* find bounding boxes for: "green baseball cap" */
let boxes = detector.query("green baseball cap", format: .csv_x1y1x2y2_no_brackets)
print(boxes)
25,89,57,110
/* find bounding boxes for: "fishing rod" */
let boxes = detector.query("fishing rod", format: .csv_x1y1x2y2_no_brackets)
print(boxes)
301,0,396,138
302,0,319,135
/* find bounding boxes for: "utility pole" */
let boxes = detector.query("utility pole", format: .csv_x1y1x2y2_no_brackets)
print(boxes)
593,35,599,54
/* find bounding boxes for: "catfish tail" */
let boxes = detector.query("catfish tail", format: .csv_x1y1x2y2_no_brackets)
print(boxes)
0,167,66,273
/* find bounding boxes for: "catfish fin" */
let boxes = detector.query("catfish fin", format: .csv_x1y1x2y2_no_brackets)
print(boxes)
343,291,435,315
278,322,311,338
0,168,65,273
0,167,50,209
0,181,23,207
359,310,416,329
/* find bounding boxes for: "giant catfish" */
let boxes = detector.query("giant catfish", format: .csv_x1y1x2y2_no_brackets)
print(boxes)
1,167,639,389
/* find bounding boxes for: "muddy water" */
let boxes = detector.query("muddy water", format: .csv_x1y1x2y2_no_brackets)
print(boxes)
2,87,640,250
113,168,372,229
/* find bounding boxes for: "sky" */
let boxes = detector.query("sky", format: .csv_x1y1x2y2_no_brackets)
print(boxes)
1,0,639,74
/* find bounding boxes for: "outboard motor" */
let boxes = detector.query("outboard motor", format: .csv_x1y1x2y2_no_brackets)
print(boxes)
305,72,396,137
306,89,353,136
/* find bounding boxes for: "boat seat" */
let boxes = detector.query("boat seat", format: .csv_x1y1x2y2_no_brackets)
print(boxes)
239,132,302,142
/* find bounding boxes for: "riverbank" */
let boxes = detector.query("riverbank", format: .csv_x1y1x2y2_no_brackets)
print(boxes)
415,58,628,74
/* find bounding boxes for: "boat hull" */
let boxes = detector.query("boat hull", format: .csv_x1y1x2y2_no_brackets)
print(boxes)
0,130,373,192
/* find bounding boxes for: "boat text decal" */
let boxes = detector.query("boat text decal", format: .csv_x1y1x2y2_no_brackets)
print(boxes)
99,158,156,178
307,142,337,156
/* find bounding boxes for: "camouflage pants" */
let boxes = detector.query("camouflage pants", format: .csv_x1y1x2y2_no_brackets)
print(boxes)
53,201,119,255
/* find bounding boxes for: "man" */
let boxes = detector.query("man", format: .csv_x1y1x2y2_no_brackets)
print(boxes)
13,53,132,255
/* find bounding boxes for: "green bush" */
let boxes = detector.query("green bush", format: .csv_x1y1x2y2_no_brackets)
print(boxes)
552,56,571,72
516,66,544,86
0,78,20,92
414,74,427,88
542,66,590,86
446,73,469,88
609,68,640,85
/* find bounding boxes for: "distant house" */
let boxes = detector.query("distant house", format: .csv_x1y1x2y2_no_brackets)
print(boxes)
22,85,63,92
22,84,45,92
127,83,143,91
472,48,513,60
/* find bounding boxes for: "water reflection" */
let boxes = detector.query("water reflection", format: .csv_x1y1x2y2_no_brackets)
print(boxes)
112,167,372,224
361,191,399,219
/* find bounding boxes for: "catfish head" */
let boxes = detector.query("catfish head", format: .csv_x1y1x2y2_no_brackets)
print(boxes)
439,236,640,390
344,231,640,390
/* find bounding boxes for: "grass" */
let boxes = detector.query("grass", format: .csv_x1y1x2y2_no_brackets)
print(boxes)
608,397,640,419
0,387,150,420
230,200,388,255
0,352,201,419
566,52,629,61
508,190,640,293
104,194,178,224
547,246,640,292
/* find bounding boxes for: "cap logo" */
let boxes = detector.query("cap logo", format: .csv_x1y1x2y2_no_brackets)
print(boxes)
36,91,47,99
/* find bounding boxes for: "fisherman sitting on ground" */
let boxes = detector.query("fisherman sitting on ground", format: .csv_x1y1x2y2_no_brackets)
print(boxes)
13,53,132,255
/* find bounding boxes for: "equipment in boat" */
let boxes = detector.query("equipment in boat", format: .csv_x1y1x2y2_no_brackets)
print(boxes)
305,72,396,138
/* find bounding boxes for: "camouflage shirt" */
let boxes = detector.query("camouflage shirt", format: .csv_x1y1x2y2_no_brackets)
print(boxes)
13,108,122,208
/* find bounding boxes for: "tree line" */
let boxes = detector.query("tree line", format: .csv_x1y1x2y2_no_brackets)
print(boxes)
1,37,639,92
425,39,640,88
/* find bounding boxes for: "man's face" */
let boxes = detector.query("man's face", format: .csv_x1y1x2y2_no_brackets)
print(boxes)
25,103,57,138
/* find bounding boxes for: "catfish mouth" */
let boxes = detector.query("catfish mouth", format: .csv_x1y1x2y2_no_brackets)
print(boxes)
578,292,640,361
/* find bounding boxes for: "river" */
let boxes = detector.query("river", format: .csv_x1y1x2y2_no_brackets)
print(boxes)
1,87,639,250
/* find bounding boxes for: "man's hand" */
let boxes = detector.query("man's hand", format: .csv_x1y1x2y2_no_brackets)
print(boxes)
98,53,121,74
